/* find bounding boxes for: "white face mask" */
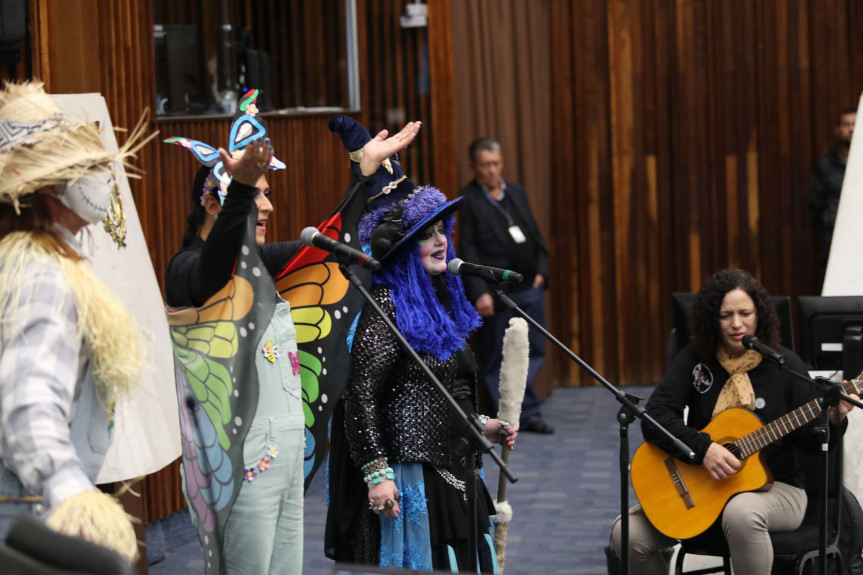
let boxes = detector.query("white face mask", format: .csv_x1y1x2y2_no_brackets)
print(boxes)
59,172,114,225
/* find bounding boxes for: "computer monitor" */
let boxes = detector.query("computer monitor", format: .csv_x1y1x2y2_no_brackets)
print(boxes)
670,293,795,360
797,295,863,376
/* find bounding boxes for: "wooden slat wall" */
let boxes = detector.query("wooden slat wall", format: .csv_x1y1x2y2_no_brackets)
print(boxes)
361,0,457,198
549,0,863,387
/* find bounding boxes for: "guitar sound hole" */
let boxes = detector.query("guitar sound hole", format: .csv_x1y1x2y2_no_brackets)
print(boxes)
723,443,742,460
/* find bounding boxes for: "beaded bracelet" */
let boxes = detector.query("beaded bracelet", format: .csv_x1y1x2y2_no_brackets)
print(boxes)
362,457,389,474
364,467,395,488
478,414,489,426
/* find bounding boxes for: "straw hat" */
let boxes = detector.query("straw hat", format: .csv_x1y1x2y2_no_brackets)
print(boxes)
0,82,119,212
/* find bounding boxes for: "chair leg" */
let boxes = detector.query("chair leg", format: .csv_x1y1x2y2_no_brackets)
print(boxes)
675,547,685,575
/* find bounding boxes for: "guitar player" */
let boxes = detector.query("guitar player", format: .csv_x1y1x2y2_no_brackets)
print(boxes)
608,268,858,575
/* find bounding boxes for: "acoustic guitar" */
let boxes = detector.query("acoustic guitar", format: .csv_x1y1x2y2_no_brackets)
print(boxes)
630,377,860,540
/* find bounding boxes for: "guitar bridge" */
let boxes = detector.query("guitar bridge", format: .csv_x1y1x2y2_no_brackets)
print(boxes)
664,457,695,509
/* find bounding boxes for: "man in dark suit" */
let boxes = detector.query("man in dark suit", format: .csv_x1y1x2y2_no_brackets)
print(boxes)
458,138,553,433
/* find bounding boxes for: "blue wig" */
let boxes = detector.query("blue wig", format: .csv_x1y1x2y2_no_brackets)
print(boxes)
370,214,480,360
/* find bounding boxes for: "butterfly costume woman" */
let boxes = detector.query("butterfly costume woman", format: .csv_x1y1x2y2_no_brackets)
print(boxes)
163,90,311,575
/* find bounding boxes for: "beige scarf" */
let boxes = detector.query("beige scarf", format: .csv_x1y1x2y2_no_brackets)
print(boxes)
712,347,763,418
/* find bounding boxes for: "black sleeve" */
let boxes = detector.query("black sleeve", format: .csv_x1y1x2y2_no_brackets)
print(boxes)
455,189,489,302
642,348,715,464
810,157,830,213
342,288,400,467
512,183,551,285
261,241,303,278
165,180,258,308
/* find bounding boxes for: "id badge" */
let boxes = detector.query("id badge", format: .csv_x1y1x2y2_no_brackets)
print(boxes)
508,224,527,244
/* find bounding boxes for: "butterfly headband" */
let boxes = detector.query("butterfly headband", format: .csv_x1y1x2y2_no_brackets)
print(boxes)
163,89,286,205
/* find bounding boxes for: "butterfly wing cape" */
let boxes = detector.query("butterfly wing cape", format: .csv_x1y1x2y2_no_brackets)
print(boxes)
167,208,275,575
274,175,371,491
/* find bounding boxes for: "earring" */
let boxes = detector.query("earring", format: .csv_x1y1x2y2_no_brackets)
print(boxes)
101,181,127,248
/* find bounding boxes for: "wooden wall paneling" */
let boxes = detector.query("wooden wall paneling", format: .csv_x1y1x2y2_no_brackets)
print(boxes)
776,1,806,293
548,0,580,386
644,0,675,370
675,0,707,287
578,0,616,383
850,0,863,92
787,0,815,297
754,0,780,287
40,0,101,94
609,0,653,386
571,0,606,386
427,0,457,199
547,0,863,387
362,0,437,188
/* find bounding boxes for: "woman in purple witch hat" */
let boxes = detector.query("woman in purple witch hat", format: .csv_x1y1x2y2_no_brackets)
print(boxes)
325,116,516,572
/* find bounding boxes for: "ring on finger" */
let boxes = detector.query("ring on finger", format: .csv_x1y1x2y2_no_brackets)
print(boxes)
384,499,395,510
256,162,266,168
394,492,401,503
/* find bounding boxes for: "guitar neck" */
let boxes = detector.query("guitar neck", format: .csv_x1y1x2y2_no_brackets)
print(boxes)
734,377,860,459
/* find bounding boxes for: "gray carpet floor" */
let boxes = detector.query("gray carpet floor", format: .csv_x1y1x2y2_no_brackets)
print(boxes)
146,385,658,575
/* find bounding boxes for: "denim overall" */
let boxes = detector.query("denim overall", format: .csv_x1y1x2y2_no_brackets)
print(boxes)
219,300,305,575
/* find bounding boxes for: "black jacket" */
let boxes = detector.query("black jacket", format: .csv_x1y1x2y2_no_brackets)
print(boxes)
457,179,550,302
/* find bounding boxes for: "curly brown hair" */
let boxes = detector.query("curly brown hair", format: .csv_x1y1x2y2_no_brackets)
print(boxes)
688,268,779,361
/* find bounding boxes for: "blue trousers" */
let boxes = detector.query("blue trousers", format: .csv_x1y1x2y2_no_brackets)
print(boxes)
476,285,546,426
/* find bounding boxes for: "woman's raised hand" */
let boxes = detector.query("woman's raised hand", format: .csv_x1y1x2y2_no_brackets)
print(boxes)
219,138,274,187
359,121,422,176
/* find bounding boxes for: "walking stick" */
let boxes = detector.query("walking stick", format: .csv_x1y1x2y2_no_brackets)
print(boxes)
493,317,529,573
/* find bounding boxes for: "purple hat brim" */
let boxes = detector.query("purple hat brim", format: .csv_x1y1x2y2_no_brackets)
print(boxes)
380,197,464,261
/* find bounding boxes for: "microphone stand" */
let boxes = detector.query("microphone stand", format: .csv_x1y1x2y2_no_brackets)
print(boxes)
340,264,517,573
487,285,693,575
763,360,863,575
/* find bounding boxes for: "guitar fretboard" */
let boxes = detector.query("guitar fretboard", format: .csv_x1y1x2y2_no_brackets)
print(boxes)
733,377,860,460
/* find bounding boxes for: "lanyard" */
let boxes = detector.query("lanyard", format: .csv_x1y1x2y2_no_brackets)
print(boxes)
482,188,513,225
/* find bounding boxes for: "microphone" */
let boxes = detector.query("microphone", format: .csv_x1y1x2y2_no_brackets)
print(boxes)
741,334,786,365
447,258,524,284
301,227,380,271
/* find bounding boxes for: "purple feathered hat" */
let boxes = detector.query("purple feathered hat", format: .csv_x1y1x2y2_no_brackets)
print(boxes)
329,114,462,261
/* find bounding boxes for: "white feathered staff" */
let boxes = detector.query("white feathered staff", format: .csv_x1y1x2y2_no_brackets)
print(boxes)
493,317,529,573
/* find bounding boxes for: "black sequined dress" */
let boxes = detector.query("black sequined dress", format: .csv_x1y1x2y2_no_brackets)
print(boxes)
325,283,498,571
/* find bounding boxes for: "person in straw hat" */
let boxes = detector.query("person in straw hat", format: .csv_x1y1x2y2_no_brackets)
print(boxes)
163,92,421,575
0,81,152,563
325,115,516,572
